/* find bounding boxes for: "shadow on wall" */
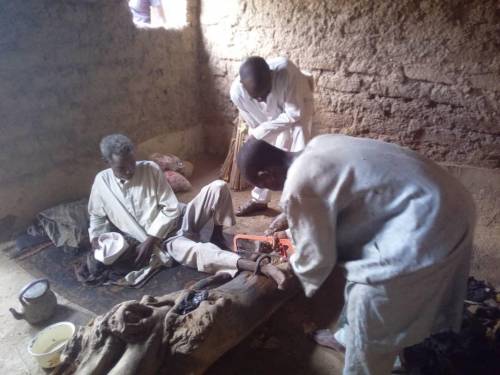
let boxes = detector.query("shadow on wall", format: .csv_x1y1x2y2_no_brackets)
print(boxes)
192,1,234,156
0,0,203,240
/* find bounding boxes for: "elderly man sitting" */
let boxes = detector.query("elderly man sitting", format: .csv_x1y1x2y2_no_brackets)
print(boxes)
88,133,286,287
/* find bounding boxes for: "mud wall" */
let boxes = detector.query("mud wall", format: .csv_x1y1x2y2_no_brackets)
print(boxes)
199,0,500,167
0,0,201,237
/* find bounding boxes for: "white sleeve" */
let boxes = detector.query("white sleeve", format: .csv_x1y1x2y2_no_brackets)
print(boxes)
251,69,309,140
230,78,260,129
146,164,181,239
88,178,112,240
286,193,337,297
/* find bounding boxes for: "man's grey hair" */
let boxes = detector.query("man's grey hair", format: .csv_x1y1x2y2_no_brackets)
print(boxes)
100,134,134,161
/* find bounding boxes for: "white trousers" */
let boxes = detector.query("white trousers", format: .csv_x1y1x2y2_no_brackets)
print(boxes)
251,121,311,204
165,180,240,276
337,238,472,375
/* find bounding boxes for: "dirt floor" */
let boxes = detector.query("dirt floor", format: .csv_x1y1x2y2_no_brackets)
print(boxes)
0,243,94,374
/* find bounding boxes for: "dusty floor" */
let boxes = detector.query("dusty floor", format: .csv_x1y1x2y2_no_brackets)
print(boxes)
0,157,344,374
0,241,94,374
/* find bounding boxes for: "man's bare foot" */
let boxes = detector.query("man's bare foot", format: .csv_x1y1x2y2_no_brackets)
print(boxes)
264,213,289,235
260,263,288,290
235,200,268,216
311,329,346,353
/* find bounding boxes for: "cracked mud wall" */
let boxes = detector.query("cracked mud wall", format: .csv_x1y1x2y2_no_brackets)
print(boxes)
0,0,202,237
199,0,500,168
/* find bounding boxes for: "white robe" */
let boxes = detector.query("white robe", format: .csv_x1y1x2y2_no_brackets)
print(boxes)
281,135,475,374
231,57,314,203
88,161,180,242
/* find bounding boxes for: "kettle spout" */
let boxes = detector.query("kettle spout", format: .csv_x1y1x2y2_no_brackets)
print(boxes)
9,307,25,320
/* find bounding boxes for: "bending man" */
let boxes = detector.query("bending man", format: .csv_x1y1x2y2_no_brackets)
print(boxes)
230,56,313,218
237,134,475,374
88,134,286,287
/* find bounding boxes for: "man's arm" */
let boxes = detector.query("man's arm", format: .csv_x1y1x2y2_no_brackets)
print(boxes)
133,164,181,266
88,178,113,248
251,67,312,141
230,79,261,129
285,193,337,297
146,163,181,239
134,234,160,266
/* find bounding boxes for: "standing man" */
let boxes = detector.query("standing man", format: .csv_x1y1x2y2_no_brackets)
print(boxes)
237,134,475,374
230,56,314,218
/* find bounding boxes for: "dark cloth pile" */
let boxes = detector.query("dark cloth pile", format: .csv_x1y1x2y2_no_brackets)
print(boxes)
36,198,89,252
403,277,500,375
174,290,209,315
73,236,147,287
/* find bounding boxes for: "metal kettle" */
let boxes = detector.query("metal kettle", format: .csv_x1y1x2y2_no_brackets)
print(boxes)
9,278,57,324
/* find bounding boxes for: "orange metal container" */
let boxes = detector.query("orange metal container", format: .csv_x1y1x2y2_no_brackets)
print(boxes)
232,234,294,257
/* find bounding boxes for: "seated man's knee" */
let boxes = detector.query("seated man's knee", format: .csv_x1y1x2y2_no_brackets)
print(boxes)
207,180,229,194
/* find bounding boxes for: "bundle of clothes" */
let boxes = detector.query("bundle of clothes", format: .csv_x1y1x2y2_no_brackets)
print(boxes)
74,232,175,288
403,277,500,375
149,153,194,193
13,198,90,259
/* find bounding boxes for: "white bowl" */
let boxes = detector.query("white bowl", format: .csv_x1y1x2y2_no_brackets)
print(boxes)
28,321,76,369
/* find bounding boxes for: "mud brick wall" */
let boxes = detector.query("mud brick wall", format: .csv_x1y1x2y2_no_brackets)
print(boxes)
0,0,201,237
199,0,500,166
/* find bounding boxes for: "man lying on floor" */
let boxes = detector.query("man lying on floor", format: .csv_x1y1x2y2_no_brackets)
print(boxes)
87,133,286,288
237,134,476,375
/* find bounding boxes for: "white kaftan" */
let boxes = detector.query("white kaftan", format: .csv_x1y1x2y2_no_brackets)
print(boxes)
231,57,314,203
89,161,180,242
281,135,475,374
88,162,239,283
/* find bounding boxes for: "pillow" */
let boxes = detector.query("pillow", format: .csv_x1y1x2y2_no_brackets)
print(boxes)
150,153,183,172
179,160,194,178
164,171,192,193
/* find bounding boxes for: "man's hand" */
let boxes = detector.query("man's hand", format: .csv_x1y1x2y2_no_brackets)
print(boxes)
135,236,159,267
264,213,289,235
